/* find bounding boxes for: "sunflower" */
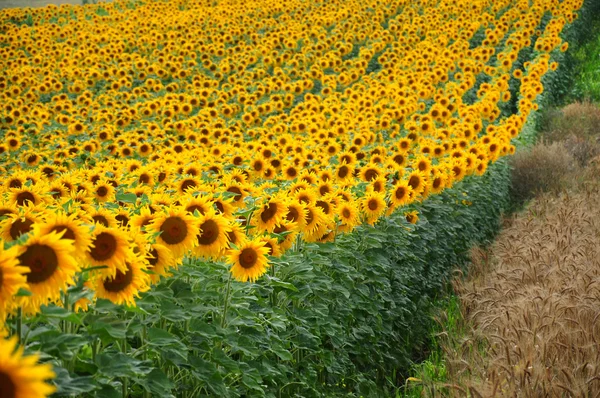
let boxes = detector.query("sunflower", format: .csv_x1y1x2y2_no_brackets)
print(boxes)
192,211,231,259
254,196,287,233
17,230,79,315
272,220,298,252
147,207,199,258
295,188,317,206
183,195,213,216
87,207,118,228
146,243,177,284
0,336,56,398
0,243,27,321
212,197,235,219
129,206,155,233
0,205,43,243
228,239,270,282
90,258,149,307
337,201,360,233
405,210,419,224
259,236,281,257
406,170,427,196
223,182,250,208
390,180,414,208
361,191,387,226
284,200,307,230
35,212,92,258
93,180,115,203
302,204,330,242
430,172,447,194
9,187,43,208
86,225,132,277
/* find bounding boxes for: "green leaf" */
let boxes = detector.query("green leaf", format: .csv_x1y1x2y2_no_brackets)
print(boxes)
96,352,152,378
53,368,98,395
115,191,138,204
135,369,175,397
40,305,83,325
270,346,293,361
266,276,299,292
15,287,32,297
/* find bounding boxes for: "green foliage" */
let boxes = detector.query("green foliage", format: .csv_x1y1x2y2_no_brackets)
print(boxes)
21,158,511,398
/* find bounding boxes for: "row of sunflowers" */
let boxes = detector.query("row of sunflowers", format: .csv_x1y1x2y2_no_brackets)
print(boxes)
0,0,583,395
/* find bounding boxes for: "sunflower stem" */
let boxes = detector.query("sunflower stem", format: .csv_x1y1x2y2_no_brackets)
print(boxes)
16,307,23,344
220,273,233,329
122,338,129,398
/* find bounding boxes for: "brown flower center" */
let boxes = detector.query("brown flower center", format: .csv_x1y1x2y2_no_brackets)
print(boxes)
10,218,33,240
51,226,76,241
103,266,133,292
408,175,421,190
96,186,108,197
338,165,349,178
364,169,378,181
90,232,117,261
92,215,110,227
0,371,16,398
160,217,188,245
16,192,35,206
20,244,59,284
260,203,277,223
186,204,207,215
342,209,351,219
395,187,407,200
239,248,258,269
368,199,379,211
286,207,299,222
316,200,330,214
227,186,242,202
197,219,219,245
148,249,159,267
180,179,196,192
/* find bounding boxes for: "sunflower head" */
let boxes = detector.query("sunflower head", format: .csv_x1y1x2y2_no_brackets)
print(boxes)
228,239,270,283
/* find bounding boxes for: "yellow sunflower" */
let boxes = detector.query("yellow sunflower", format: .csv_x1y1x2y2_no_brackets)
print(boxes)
272,220,298,252
146,243,177,284
90,258,150,307
228,239,271,283
129,206,155,233
17,230,79,315
254,196,287,233
0,336,56,398
85,225,132,278
0,243,27,321
389,180,414,208
337,201,360,233
284,201,307,230
192,211,231,260
259,236,281,257
406,170,428,196
405,211,420,224
147,207,199,258
361,191,387,226
35,212,92,259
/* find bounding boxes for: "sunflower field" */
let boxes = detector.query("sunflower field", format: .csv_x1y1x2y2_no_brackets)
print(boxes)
0,0,587,396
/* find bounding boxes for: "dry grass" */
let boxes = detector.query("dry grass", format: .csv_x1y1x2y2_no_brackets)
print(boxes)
511,102,600,204
541,101,600,143
429,102,600,396
509,142,578,204
435,181,600,397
